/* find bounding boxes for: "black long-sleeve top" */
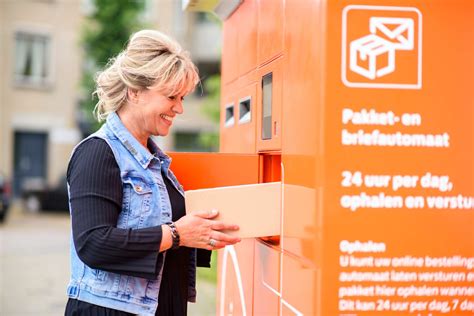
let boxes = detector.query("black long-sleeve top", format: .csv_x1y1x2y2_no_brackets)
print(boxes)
67,137,210,315
68,137,164,279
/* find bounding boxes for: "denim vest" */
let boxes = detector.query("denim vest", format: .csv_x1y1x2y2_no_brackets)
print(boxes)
66,112,197,315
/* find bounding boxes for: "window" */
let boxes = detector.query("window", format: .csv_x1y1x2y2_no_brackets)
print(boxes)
262,73,273,140
14,32,51,87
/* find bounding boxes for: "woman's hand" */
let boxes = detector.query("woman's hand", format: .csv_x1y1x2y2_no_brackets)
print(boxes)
174,209,241,250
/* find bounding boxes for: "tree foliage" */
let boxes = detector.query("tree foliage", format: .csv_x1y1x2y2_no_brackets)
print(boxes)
198,74,221,151
79,0,146,134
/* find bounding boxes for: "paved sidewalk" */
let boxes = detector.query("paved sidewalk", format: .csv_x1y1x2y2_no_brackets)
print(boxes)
0,204,216,315
0,203,71,315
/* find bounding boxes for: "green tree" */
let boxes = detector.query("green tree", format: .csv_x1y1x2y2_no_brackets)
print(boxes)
79,0,146,135
191,11,222,151
198,74,221,151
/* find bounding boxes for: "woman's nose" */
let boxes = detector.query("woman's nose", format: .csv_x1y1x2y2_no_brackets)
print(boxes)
172,100,184,114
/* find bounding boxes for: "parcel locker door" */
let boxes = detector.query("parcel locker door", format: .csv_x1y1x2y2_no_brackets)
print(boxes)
217,239,255,316
281,253,319,316
253,240,280,315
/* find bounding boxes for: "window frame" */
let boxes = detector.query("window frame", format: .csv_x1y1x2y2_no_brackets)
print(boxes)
13,28,54,90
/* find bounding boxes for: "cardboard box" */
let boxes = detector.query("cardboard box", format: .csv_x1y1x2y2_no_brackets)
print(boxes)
185,182,281,238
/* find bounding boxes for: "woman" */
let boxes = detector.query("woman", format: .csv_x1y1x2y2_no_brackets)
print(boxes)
65,30,240,316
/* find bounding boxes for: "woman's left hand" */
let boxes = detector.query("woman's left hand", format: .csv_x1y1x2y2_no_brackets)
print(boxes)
174,209,241,250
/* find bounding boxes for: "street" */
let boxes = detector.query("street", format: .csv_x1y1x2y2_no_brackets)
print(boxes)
0,203,216,316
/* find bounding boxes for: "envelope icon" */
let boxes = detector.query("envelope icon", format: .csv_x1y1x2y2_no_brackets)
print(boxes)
369,17,414,50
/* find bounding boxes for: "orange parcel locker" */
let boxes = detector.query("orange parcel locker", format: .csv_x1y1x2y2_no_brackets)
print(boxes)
181,1,473,316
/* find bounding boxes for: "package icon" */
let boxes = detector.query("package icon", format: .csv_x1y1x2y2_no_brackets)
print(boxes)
350,34,395,80
341,5,422,89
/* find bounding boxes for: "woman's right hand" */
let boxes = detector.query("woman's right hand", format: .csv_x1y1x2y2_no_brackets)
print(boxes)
174,209,241,250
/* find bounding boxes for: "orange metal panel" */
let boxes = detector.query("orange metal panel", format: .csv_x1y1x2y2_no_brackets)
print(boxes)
220,84,237,153
237,83,258,153
220,82,258,154
167,152,259,190
280,0,323,262
236,83,257,153
237,0,258,76
237,67,259,86
257,0,284,65
221,10,239,84
322,2,473,316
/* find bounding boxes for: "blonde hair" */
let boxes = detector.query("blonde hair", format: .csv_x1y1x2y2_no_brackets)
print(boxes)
94,30,199,121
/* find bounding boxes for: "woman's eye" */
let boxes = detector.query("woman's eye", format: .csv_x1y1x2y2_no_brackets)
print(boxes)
168,96,184,101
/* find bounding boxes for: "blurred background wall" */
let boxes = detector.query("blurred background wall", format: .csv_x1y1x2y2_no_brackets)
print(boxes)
0,0,222,197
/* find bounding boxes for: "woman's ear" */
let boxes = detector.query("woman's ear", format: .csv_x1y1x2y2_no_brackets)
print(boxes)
127,88,139,104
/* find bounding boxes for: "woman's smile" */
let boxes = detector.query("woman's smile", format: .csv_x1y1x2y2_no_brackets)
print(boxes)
160,113,174,125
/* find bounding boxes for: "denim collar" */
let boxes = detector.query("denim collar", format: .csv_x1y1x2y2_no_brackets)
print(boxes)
148,137,172,173
106,112,171,170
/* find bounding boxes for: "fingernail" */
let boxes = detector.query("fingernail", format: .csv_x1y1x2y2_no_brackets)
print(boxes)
211,209,218,215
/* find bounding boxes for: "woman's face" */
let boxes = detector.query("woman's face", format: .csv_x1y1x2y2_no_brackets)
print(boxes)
134,88,185,137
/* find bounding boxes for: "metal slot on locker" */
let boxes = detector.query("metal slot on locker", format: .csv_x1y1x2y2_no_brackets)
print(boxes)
259,153,281,245
224,103,235,127
261,73,273,140
260,153,281,183
238,96,252,124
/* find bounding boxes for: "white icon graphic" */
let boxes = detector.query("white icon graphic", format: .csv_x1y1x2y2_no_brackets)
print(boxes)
350,17,414,79
370,17,414,50
219,245,247,316
341,5,422,89
350,33,396,80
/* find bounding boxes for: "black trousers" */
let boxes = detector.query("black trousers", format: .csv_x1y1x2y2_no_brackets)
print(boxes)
64,297,187,316
65,299,134,316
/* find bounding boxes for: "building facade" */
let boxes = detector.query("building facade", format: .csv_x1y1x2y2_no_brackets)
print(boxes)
0,0,83,194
